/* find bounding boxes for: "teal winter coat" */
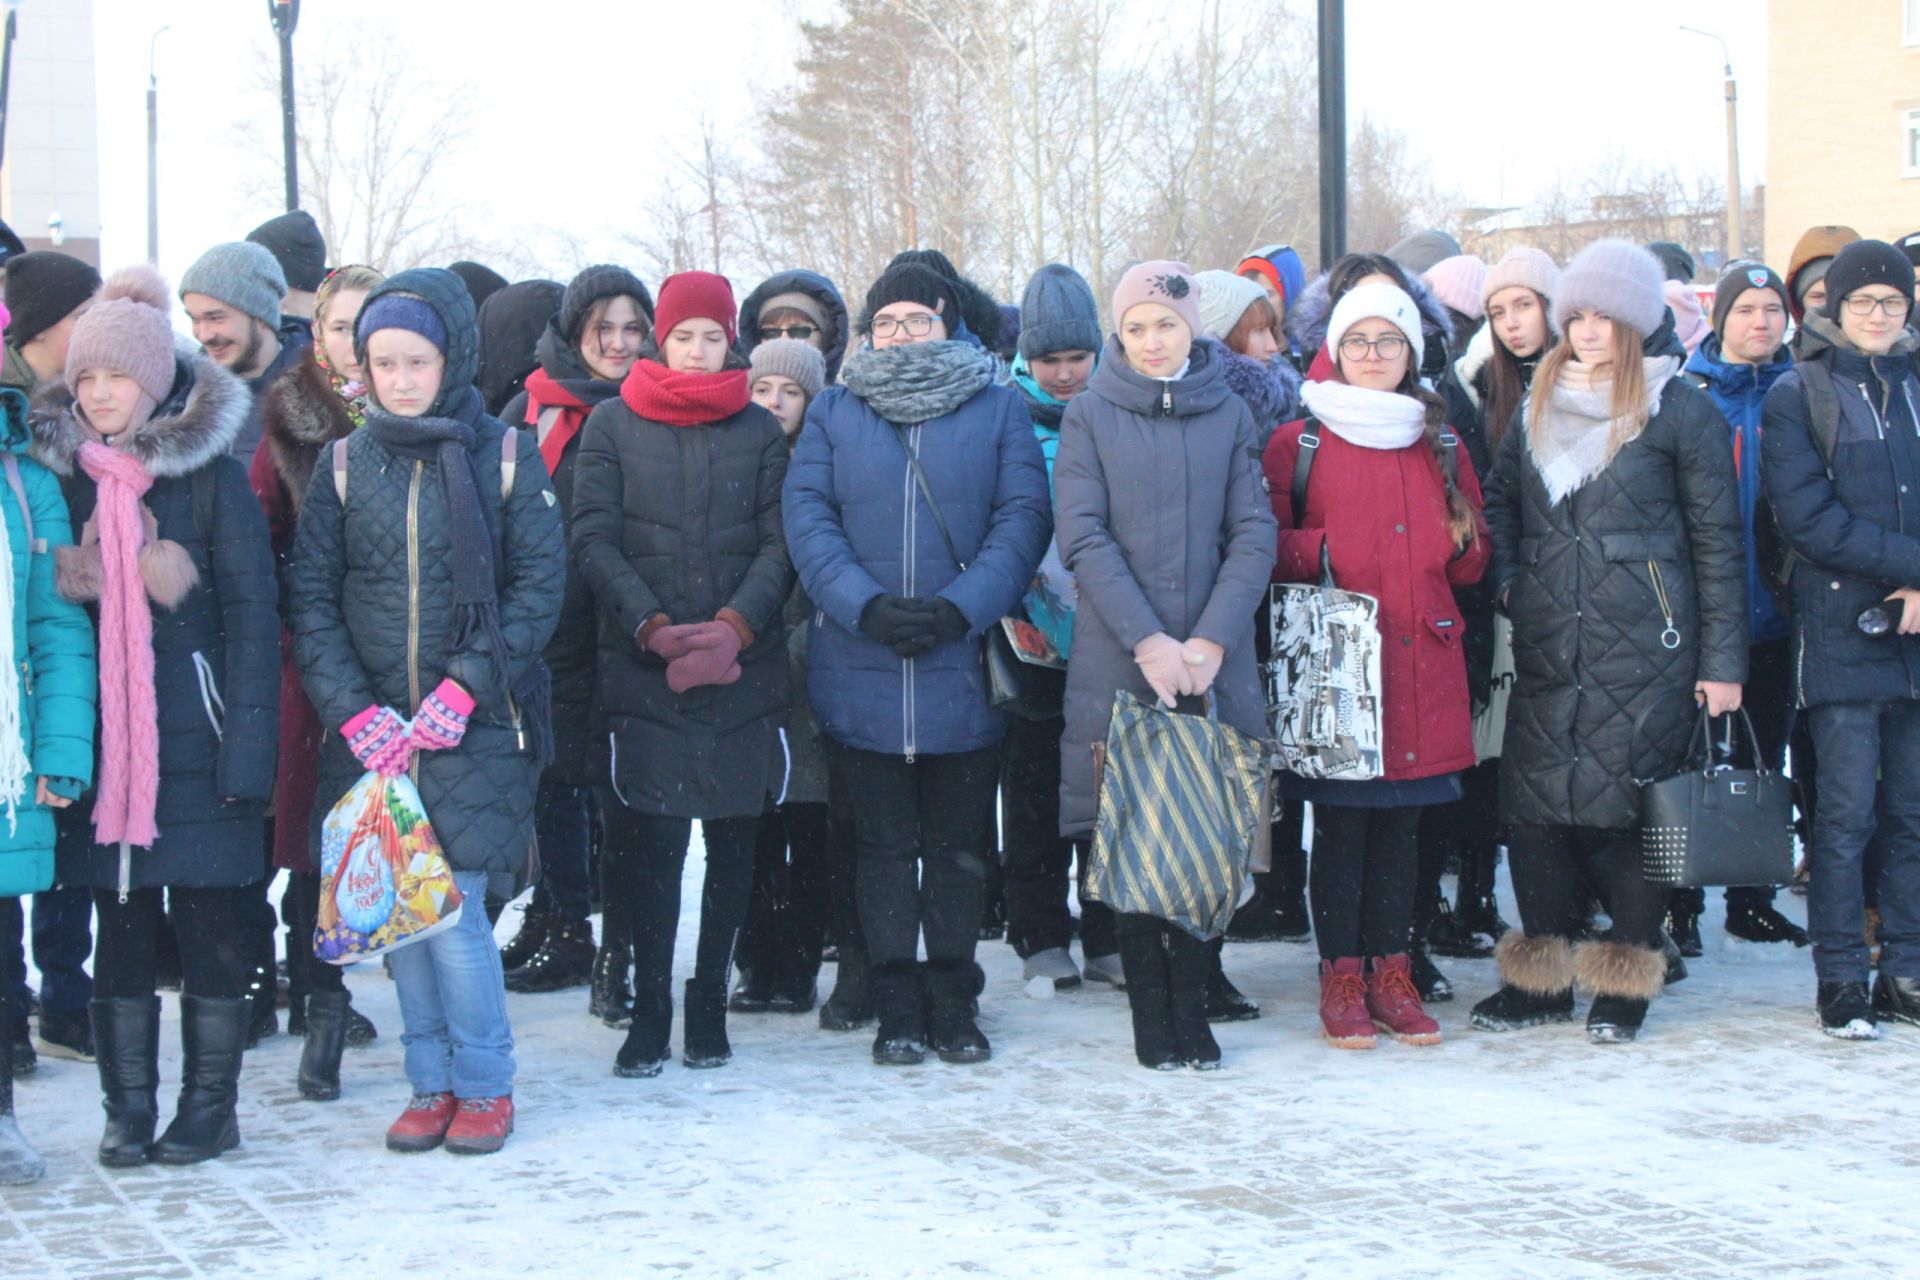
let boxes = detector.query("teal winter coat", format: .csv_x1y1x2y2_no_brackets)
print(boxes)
0,386,96,897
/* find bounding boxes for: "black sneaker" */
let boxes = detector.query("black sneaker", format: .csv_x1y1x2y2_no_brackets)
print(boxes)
1818,981,1879,1040
1664,910,1704,958
34,1008,94,1062
1725,902,1811,947
1870,974,1920,1028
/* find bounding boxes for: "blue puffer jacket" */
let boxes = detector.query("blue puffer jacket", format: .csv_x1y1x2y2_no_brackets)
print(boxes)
783,354,1050,758
1761,318,1920,708
0,388,95,898
1685,334,1794,644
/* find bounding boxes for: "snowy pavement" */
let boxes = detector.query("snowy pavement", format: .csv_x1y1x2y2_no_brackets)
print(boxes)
4,858,1917,1280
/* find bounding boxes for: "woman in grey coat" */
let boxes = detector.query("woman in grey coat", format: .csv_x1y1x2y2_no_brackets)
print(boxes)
1053,261,1277,1069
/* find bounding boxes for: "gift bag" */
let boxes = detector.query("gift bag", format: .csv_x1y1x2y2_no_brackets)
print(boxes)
1084,691,1270,940
314,770,464,964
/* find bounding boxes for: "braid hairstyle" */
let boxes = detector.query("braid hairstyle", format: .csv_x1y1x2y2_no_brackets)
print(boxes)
1397,364,1478,550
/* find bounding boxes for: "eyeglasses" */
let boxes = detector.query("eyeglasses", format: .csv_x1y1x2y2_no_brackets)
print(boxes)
870,313,939,339
760,324,817,340
1843,294,1913,318
1337,335,1407,360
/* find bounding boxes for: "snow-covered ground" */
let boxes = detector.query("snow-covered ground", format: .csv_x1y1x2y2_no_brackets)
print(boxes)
5,853,1915,1280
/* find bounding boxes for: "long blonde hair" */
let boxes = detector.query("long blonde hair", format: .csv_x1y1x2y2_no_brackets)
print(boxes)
1525,318,1649,457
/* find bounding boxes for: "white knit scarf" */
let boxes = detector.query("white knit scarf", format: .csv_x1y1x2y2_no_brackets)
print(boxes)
0,491,25,832
1299,379,1427,449
1528,355,1680,505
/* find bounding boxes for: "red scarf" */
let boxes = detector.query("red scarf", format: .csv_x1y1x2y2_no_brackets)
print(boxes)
524,368,591,475
620,358,751,427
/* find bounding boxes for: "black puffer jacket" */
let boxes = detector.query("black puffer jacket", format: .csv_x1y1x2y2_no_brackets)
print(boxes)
291,269,566,896
1487,364,1747,830
570,361,793,820
32,353,281,892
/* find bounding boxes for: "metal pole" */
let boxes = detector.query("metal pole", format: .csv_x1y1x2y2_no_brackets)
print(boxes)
269,0,300,211
1680,26,1739,265
1316,0,1346,271
0,9,18,183
147,26,168,264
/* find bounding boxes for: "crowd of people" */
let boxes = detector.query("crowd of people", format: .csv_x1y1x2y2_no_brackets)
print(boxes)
0,205,1917,1176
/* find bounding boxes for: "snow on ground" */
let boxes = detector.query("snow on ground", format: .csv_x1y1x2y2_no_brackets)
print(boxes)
4,848,1916,1280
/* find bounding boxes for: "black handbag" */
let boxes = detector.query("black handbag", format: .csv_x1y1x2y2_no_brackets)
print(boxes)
1638,706,1794,888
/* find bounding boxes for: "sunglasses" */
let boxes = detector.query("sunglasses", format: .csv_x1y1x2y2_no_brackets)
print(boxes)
760,324,817,340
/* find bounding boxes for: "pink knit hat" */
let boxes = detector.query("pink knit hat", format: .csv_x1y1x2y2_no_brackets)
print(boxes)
1663,280,1710,355
1422,255,1489,321
64,265,177,404
1111,260,1203,337
1482,247,1560,311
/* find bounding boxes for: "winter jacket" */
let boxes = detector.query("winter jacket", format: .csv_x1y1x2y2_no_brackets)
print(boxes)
570,378,793,820
738,270,851,383
249,351,357,873
1264,415,1489,782
1053,337,1277,838
32,354,281,892
230,319,312,464
1288,271,1455,385
1218,345,1303,449
290,270,566,897
477,279,563,416
1684,334,1794,645
1,344,37,394
499,327,624,788
782,584,827,804
1486,369,1747,830
783,349,1050,760
1761,318,1920,709
0,387,95,898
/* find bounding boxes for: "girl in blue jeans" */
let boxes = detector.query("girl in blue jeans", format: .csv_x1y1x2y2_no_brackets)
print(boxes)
291,268,565,1154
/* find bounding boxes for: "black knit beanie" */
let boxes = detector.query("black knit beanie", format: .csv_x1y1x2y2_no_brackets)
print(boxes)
1822,240,1916,323
3,251,102,346
1710,262,1790,334
861,263,963,336
247,209,328,292
559,265,655,345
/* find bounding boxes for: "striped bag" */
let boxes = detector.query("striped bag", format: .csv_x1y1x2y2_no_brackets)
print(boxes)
1085,691,1271,941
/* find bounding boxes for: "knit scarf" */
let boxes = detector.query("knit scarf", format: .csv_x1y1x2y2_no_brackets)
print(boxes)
1300,379,1427,449
77,442,159,849
1010,354,1068,429
523,367,592,474
1529,355,1680,505
0,479,23,833
313,340,370,427
620,358,751,427
841,340,997,425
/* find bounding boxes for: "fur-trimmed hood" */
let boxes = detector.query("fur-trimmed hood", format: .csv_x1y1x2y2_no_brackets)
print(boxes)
1287,269,1456,377
29,349,248,480
1217,344,1302,445
261,350,355,510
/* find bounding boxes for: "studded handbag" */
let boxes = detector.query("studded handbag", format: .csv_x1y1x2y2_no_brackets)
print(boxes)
1638,706,1794,888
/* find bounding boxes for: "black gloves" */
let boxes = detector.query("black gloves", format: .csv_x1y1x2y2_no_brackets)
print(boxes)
858,594,971,657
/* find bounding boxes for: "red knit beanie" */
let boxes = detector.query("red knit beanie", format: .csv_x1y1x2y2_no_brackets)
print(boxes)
653,271,737,346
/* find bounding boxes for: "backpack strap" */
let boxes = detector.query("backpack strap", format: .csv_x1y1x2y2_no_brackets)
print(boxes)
1797,360,1841,478
0,453,39,554
332,437,351,505
1289,415,1320,527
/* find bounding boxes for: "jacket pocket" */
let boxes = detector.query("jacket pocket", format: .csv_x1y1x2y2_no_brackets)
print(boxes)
1423,614,1463,646
1516,536,1542,567
190,650,225,741
1598,532,1681,563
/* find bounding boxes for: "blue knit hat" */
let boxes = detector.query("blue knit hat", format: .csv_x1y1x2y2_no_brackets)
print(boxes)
357,293,448,353
1017,264,1101,359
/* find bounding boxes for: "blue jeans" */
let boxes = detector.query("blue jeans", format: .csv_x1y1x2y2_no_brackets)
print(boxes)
389,872,515,1098
1807,700,1920,983
530,779,593,922
1,886,94,1018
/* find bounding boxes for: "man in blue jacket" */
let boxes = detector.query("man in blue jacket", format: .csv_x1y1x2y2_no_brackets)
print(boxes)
1674,263,1811,952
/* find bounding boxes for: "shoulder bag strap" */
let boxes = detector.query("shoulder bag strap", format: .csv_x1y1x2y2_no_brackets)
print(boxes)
892,424,968,573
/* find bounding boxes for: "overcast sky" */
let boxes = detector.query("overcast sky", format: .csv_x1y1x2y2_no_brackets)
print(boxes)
85,0,1769,284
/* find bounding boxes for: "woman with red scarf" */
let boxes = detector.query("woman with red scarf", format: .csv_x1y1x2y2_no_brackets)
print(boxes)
569,271,794,1079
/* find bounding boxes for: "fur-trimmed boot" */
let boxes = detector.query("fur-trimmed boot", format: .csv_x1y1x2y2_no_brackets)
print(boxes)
1469,933,1575,1032
1576,939,1666,1044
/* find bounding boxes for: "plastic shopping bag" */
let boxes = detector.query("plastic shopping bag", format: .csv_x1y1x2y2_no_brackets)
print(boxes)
314,770,464,964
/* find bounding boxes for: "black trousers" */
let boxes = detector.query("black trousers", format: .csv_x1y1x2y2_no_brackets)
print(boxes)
1001,714,1116,960
1510,824,1667,949
1418,759,1501,899
739,801,832,974
597,797,761,1003
1309,804,1424,960
828,742,1000,969
279,872,345,996
93,886,253,1000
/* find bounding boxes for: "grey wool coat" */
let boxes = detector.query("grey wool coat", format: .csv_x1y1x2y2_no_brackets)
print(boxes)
1051,336,1278,838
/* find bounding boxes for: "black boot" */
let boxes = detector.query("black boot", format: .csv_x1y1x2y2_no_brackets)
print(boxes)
728,964,777,1014
1872,973,1920,1027
924,960,990,1065
589,944,635,1029
245,931,279,1048
150,995,246,1165
90,996,160,1167
496,905,551,975
1577,940,1665,1045
0,987,43,1184
344,1001,378,1048
297,990,350,1102
1168,930,1222,1069
870,961,926,1065
1469,933,1575,1032
614,989,673,1078
1725,892,1812,946
1410,942,1454,1003
1205,937,1260,1023
768,954,819,1014
819,946,873,1031
1660,929,1689,984
1225,870,1289,942
1665,886,1705,957
1819,980,1879,1039
503,918,596,993
682,983,732,1069
1117,925,1179,1069
1450,844,1512,944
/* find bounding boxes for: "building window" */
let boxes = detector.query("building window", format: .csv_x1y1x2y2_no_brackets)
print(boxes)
1909,108,1920,176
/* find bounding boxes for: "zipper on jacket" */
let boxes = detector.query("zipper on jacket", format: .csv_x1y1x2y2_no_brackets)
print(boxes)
117,840,130,904
1161,384,1173,416
17,659,29,695
1862,384,1886,441
1647,560,1680,650
902,440,916,764
406,460,423,783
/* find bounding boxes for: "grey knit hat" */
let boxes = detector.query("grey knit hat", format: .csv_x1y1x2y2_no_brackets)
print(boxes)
749,337,826,399
1386,229,1462,275
1193,269,1268,342
1551,239,1666,338
179,241,287,329
1016,263,1102,359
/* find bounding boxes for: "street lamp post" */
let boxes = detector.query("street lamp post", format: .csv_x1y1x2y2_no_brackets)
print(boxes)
1317,0,1347,271
268,0,300,212
147,25,169,264
1681,25,1740,265
0,0,24,189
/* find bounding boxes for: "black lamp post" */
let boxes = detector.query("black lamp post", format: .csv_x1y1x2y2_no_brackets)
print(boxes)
0,0,23,189
1317,0,1346,271
269,0,300,212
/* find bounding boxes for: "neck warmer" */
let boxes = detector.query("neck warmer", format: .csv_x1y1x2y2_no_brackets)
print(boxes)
1010,353,1068,429
313,338,370,427
840,340,997,425
1299,379,1428,449
620,358,751,427
1529,355,1680,505
76,442,159,850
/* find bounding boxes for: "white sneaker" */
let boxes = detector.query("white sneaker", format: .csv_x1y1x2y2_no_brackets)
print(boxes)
1022,947,1081,990
1082,952,1126,989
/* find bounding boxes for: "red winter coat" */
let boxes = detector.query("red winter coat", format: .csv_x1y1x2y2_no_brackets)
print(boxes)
1263,416,1490,781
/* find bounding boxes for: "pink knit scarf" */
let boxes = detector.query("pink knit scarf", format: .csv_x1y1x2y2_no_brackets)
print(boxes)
78,442,159,849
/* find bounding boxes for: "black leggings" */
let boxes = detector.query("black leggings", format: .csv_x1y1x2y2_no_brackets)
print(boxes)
1509,823,1667,949
740,801,832,973
598,797,760,1003
279,872,345,996
93,886,253,1000
1309,805,1423,961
